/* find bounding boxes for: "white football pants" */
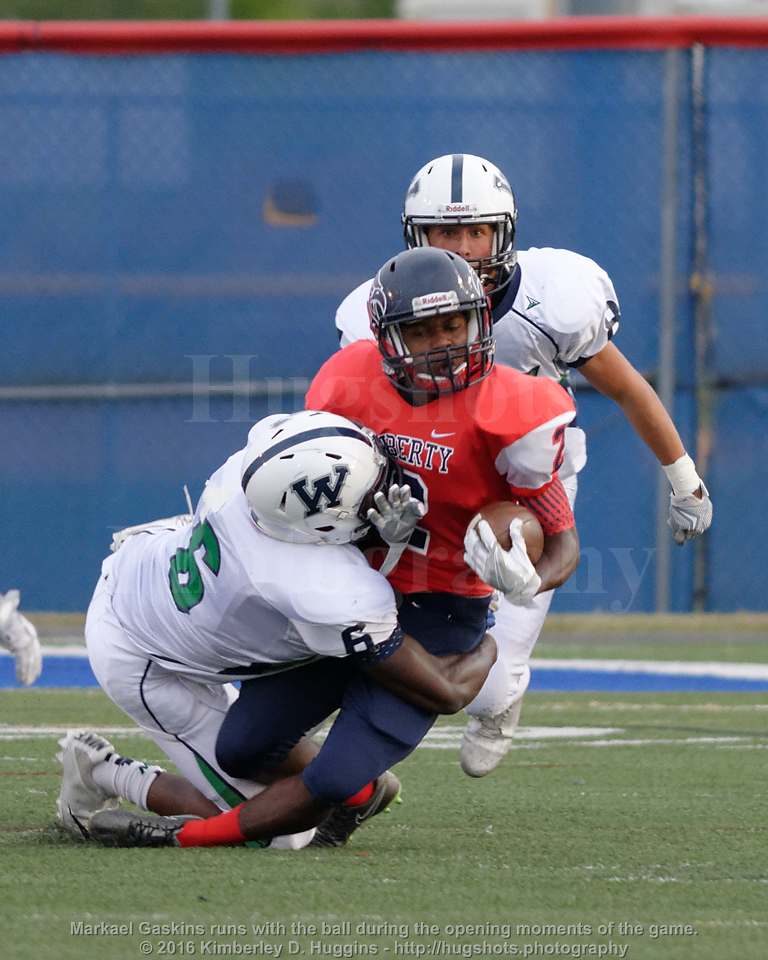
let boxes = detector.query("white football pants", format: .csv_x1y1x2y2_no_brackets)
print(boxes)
464,473,578,719
85,574,313,849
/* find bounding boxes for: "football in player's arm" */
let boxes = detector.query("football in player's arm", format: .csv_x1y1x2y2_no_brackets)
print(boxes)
58,410,496,850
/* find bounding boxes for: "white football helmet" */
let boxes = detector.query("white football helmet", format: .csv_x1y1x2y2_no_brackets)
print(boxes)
402,153,518,294
241,411,393,545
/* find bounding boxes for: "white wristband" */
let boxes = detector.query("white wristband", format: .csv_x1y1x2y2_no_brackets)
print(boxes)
663,453,701,497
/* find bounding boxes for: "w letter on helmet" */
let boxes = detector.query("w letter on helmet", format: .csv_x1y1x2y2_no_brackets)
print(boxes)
291,466,349,516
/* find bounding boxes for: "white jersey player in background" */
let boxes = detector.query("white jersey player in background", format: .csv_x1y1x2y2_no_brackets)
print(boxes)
0,589,41,686
57,410,494,850
335,153,713,778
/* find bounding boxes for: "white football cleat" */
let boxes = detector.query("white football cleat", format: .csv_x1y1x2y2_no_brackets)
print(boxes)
56,730,122,840
460,666,530,779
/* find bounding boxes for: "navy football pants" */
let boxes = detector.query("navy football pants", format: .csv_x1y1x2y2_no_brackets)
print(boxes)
215,592,490,806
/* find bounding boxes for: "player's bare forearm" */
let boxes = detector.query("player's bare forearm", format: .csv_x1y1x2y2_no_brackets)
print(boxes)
579,343,686,466
364,632,497,715
431,634,499,712
534,526,580,593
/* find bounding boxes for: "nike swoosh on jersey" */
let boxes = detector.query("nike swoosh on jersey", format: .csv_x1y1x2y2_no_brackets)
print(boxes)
430,431,455,439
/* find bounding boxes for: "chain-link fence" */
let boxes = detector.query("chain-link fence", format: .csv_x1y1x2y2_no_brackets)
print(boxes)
0,24,765,612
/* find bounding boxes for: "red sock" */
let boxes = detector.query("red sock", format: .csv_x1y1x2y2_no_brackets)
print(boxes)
344,781,374,807
176,805,248,848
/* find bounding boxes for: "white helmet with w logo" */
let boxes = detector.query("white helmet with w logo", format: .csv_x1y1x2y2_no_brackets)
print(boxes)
241,410,394,545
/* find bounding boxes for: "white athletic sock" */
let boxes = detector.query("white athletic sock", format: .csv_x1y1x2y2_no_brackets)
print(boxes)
91,754,165,810
465,659,530,719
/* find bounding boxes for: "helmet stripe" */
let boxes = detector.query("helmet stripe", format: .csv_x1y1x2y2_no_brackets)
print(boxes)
451,153,464,203
241,426,372,492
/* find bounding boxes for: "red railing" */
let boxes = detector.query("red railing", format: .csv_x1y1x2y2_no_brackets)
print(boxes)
1,17,768,56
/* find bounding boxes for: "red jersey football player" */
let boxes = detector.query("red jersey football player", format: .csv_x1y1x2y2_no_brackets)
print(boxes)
305,247,580,659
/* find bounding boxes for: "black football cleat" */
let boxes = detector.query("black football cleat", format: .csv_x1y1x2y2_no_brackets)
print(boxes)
89,809,201,848
310,771,401,848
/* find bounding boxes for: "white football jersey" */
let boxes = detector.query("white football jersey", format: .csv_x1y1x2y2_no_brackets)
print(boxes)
104,436,399,684
336,277,374,348
490,248,619,385
334,247,619,479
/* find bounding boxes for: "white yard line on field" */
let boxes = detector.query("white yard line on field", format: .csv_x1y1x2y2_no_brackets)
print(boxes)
530,658,768,679
0,724,758,750
8,648,768,680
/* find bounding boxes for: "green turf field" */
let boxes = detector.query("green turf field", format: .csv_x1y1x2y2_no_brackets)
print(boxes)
2,677,768,960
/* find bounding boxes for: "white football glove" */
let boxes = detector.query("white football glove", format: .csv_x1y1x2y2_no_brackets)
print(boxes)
367,484,426,578
0,590,42,686
464,516,542,606
668,483,713,545
110,513,194,552
367,484,426,545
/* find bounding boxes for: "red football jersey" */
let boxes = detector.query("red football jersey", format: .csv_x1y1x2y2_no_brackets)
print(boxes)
306,341,576,597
